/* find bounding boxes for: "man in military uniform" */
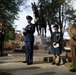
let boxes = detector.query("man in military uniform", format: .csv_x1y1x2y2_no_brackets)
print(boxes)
0,22,5,56
23,15,35,65
51,24,61,66
68,16,76,72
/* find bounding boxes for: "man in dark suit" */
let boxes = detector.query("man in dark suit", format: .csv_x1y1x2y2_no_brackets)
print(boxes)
23,15,35,65
0,22,5,56
51,24,61,66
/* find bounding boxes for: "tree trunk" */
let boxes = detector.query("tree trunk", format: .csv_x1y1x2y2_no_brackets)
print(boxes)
47,20,52,36
59,5,64,50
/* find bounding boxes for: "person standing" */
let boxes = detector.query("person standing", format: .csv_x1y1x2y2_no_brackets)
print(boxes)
51,24,61,66
68,16,76,72
0,22,5,56
23,15,35,65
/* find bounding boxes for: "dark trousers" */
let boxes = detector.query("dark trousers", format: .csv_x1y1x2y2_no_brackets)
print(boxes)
25,41,34,63
0,40,4,55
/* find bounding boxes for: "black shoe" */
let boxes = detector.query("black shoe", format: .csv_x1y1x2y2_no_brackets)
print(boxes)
52,62,55,65
70,69,76,72
27,62,33,65
23,61,28,63
56,63,60,66
0,54,4,57
0,53,8,57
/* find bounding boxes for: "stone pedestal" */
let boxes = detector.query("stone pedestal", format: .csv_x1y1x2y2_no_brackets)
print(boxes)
34,36,44,50
13,36,50,54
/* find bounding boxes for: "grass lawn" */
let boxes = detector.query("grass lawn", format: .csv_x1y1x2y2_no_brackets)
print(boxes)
0,70,12,75
64,62,73,68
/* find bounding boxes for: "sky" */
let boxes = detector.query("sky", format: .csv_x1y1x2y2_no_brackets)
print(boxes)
14,0,38,31
14,0,76,38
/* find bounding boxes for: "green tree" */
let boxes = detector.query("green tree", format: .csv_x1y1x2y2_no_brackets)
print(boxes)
38,0,75,34
5,25,16,41
37,0,75,49
0,0,23,24
0,0,26,41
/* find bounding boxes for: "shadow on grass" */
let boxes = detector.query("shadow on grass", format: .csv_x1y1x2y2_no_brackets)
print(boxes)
0,70,12,75
0,66,41,75
33,72,56,75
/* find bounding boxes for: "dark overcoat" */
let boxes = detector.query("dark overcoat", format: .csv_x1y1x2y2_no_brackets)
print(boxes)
51,31,61,55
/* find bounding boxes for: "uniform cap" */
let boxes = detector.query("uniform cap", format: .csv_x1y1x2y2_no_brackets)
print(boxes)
26,15,33,20
53,24,59,28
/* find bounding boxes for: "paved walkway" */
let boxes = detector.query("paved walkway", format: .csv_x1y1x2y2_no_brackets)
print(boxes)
0,51,76,75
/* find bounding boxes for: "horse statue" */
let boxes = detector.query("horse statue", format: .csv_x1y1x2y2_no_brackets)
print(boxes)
31,2,47,37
